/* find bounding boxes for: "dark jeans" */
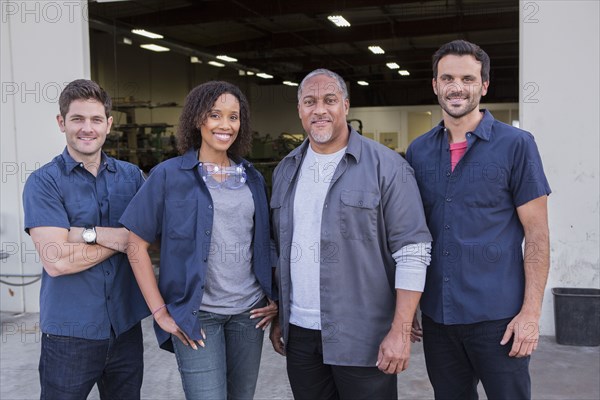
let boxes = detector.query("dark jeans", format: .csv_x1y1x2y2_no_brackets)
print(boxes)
286,324,397,400
39,322,143,400
422,314,531,400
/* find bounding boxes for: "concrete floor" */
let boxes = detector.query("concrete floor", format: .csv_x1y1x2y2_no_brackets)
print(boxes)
1,312,598,400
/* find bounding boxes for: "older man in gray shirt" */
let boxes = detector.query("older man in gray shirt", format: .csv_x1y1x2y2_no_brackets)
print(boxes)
269,68,432,399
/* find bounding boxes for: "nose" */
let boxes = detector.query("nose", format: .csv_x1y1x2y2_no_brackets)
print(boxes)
218,117,232,130
313,99,327,115
82,118,94,132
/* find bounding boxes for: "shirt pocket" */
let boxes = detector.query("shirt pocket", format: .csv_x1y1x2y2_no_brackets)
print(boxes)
339,190,380,241
463,179,505,208
165,200,197,240
108,194,133,226
64,201,96,227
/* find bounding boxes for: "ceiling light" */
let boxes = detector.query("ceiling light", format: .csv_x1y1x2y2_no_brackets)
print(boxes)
216,55,238,62
327,15,351,27
140,44,170,52
208,61,225,67
190,56,202,64
246,71,255,76
386,62,400,69
283,81,298,86
398,70,410,76
239,70,246,76
357,81,369,86
368,46,385,54
132,29,163,39
122,37,132,45
257,73,274,79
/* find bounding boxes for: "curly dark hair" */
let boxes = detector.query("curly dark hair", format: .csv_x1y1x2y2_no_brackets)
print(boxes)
177,81,252,156
59,79,111,118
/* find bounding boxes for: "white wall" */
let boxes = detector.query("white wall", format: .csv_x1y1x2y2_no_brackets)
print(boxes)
1,0,90,312
520,0,600,335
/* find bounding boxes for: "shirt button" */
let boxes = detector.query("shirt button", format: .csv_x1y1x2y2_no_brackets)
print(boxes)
205,230,210,235
208,205,213,209
105,271,110,275
444,225,450,230
443,250,449,256
446,171,451,177
203,258,207,262
446,198,452,202
467,132,472,137
324,203,328,208
358,200,363,206
444,277,450,282
192,310,197,315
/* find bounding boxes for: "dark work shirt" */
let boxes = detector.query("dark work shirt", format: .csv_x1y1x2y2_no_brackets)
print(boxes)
23,148,148,339
406,110,551,325
271,127,432,366
119,149,274,352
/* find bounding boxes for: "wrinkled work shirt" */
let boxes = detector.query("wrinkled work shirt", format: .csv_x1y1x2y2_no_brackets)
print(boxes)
119,149,274,352
23,148,148,339
406,110,551,325
271,127,432,366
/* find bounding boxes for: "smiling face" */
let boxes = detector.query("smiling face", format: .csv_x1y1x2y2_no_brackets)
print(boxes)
57,98,112,164
298,74,350,154
198,93,240,163
433,54,489,121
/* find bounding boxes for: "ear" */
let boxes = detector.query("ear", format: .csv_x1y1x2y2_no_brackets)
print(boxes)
56,114,65,132
297,103,302,120
432,78,438,95
343,98,349,115
107,116,113,134
481,80,490,96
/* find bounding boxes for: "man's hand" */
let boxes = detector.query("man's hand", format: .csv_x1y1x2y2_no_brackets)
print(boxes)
269,319,286,356
376,324,411,374
500,311,540,357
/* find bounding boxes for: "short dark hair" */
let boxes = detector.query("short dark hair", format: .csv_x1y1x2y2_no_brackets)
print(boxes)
59,79,111,118
432,40,490,82
177,81,252,157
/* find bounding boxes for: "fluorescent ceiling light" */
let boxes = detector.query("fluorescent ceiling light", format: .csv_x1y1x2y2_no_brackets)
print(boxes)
283,81,298,86
140,44,170,52
327,15,351,27
239,70,246,76
257,73,274,79
398,70,410,76
357,81,369,86
216,55,238,62
132,29,163,39
386,62,400,69
368,46,385,54
190,56,202,64
122,37,132,45
246,71,255,76
208,61,225,67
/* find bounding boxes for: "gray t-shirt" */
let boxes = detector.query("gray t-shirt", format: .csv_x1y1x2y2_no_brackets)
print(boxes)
200,182,264,314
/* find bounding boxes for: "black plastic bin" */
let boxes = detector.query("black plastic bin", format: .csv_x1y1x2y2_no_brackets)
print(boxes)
552,287,600,346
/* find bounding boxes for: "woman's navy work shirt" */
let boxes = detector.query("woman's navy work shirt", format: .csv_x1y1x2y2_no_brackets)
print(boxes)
119,149,274,352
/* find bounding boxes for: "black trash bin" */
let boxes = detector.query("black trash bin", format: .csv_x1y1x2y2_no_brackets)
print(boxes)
552,287,600,346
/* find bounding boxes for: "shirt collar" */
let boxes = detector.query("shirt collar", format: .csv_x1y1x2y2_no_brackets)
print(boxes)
60,147,115,174
435,109,494,142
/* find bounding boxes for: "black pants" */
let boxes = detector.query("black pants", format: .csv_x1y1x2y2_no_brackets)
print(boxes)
422,314,531,400
286,324,397,400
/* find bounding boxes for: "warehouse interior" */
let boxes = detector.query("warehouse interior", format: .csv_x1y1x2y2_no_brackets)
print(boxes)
86,0,520,172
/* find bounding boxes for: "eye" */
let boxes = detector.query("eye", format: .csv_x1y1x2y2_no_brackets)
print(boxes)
303,99,315,106
209,113,220,119
230,114,239,121
326,97,338,104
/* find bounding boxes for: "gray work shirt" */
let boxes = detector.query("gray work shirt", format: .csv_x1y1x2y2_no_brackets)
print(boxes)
271,126,432,366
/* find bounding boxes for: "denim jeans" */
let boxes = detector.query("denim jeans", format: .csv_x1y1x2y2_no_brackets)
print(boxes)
173,300,266,400
422,314,531,400
39,322,143,400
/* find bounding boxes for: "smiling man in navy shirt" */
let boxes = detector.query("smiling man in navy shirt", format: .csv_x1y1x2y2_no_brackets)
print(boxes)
406,40,551,399
23,79,148,399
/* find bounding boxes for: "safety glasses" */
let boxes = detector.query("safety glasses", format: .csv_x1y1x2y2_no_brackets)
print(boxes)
199,162,247,190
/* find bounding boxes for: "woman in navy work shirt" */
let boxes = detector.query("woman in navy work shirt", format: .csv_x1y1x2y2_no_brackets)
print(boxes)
120,81,277,399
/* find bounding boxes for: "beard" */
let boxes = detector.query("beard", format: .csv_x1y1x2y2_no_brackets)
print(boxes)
309,128,334,144
438,85,483,119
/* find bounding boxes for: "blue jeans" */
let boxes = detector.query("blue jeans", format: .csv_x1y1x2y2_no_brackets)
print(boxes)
422,314,531,400
173,300,266,400
39,322,143,400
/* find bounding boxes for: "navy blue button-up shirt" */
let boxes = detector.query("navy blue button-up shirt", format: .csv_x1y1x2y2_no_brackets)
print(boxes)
406,110,551,325
119,149,274,352
23,148,148,339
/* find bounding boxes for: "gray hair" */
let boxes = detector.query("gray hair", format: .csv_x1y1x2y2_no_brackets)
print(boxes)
297,68,349,102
